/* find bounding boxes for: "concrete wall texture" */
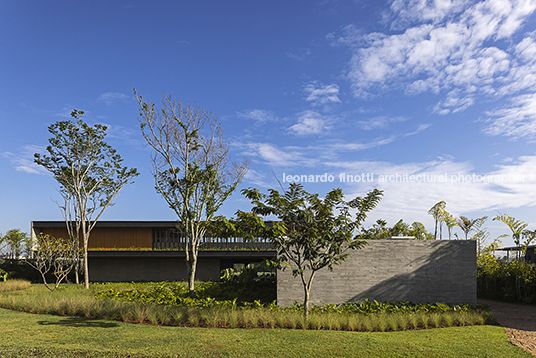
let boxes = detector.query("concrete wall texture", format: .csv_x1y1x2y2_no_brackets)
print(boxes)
277,240,477,307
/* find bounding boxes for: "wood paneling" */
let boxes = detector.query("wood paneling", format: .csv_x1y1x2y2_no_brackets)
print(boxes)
38,226,152,249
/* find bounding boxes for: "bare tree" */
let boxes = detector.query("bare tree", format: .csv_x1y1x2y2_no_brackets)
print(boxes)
35,110,139,289
135,89,248,294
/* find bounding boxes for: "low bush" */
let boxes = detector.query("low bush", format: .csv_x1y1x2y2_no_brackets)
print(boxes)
93,279,276,308
0,279,31,293
0,283,494,332
478,254,536,303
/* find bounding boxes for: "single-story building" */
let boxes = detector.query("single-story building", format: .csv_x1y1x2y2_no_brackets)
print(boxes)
31,221,477,305
31,221,275,281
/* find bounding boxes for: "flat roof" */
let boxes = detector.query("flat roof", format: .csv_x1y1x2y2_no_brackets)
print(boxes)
496,245,535,251
31,220,277,228
32,221,180,228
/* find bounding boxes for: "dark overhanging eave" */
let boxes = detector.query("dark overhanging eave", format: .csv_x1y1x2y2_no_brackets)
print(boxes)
87,250,277,258
31,220,278,229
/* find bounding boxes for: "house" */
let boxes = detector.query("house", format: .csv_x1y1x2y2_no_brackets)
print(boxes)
31,221,275,282
31,221,477,305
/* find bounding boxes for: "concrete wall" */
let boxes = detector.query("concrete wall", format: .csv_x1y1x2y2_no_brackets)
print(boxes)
88,257,221,282
277,240,477,306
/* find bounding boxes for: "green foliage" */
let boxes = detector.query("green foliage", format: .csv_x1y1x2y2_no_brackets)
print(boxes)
1,229,31,259
477,253,536,303
34,110,139,289
0,268,9,281
428,201,446,239
94,280,276,308
135,90,248,294
441,209,458,240
458,216,478,240
219,262,276,284
494,214,535,256
235,183,383,319
291,299,476,315
2,298,522,358
360,219,433,240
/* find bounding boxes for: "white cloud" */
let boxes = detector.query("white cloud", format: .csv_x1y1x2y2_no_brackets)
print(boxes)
238,123,430,169
288,110,330,136
97,92,130,106
357,116,407,130
286,48,312,62
345,0,536,114
55,106,79,118
304,83,341,105
483,92,536,139
237,109,278,124
243,168,279,188
2,145,49,175
239,142,312,168
324,155,536,233
387,0,468,29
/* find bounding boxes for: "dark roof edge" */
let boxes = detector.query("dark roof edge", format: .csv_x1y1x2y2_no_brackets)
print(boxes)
32,221,180,228
31,220,277,228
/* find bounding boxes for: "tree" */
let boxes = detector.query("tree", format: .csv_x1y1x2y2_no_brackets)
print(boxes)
25,235,79,291
135,90,248,295
359,219,433,240
2,229,30,260
457,216,478,240
440,209,457,240
34,110,139,289
493,214,533,260
237,183,383,320
468,216,495,257
428,201,446,239
409,222,434,240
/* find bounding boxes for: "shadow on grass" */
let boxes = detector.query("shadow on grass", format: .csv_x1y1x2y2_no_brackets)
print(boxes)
37,317,120,328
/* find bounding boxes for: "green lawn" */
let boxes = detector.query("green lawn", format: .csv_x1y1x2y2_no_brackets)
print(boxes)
0,307,531,358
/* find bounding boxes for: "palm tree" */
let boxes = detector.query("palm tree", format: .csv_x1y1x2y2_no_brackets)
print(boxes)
493,214,529,260
410,222,434,240
428,201,446,240
457,216,478,240
441,209,458,240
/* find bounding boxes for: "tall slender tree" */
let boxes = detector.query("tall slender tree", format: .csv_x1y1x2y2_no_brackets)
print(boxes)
427,201,446,239
441,209,458,240
135,90,248,295
493,214,533,260
35,110,139,289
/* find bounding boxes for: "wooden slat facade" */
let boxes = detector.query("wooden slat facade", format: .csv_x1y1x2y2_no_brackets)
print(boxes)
31,221,273,251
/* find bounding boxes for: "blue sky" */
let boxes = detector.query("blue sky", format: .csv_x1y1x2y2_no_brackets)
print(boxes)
2,0,536,247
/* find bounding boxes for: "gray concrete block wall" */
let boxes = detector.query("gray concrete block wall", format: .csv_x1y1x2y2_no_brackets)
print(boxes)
277,240,477,306
89,257,221,282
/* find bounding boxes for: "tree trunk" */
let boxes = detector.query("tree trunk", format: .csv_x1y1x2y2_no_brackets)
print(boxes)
83,253,89,289
74,259,79,284
303,286,310,322
187,252,197,296
301,271,315,322
83,232,89,289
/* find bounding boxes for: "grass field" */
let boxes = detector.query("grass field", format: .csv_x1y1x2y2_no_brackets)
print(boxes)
0,307,532,358
0,281,531,357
